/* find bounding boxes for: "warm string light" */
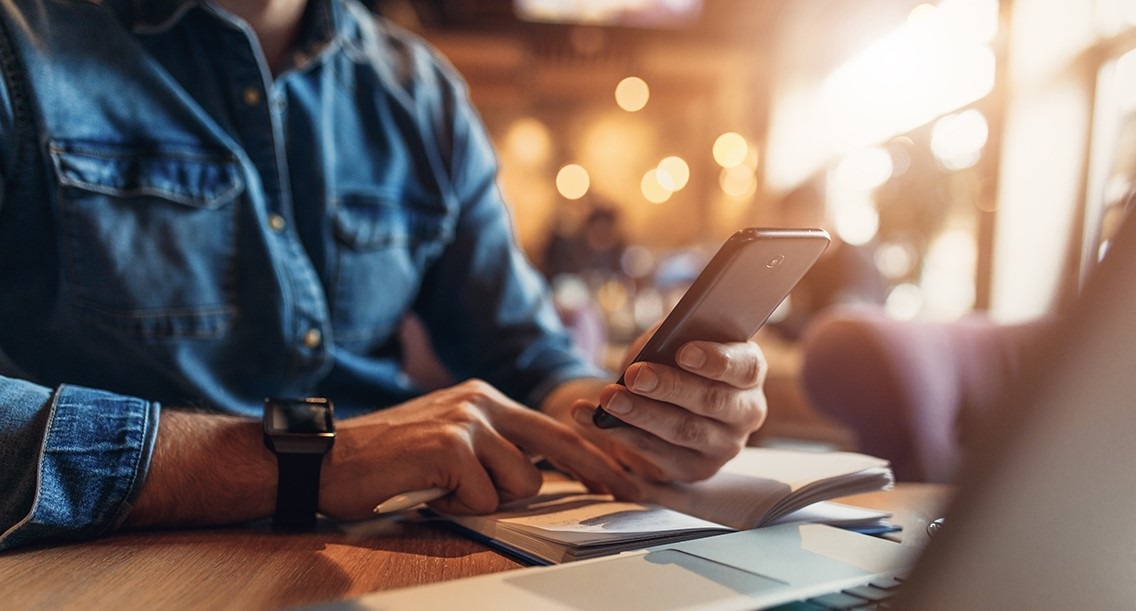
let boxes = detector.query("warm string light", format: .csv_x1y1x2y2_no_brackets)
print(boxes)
548,78,759,207
656,156,690,191
640,169,672,204
556,164,590,200
615,76,650,112
712,132,749,168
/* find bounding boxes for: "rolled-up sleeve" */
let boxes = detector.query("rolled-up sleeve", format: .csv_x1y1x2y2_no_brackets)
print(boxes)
0,377,159,551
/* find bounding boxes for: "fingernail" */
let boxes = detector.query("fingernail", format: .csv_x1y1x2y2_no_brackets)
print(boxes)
629,366,658,392
679,345,707,369
605,391,632,415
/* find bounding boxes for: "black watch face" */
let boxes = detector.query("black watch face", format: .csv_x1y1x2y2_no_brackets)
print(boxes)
265,398,334,435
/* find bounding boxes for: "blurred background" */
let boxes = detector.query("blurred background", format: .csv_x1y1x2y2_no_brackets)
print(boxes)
380,0,1136,450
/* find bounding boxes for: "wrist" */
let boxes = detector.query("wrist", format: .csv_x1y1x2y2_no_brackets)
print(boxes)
126,410,276,528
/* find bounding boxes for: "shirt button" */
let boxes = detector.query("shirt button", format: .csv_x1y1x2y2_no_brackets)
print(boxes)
242,86,262,106
303,328,322,349
268,213,286,232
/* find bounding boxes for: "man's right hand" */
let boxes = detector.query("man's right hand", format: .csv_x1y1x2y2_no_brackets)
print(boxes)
318,379,639,520
124,379,637,530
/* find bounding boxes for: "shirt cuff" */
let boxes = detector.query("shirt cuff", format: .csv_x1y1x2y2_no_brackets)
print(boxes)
0,384,159,550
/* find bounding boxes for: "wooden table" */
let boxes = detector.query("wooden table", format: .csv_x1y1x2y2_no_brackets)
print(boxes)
0,484,951,610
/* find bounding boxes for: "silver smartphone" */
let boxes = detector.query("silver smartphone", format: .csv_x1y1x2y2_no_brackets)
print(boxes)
593,227,830,428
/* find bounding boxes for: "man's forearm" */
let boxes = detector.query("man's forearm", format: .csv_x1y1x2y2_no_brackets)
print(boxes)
123,409,277,528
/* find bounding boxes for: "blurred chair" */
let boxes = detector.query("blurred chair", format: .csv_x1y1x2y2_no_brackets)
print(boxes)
799,306,1049,482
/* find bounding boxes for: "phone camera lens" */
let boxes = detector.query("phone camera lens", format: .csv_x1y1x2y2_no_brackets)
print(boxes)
766,255,785,268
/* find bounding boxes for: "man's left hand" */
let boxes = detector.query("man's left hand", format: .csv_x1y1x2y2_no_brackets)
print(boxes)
552,335,768,483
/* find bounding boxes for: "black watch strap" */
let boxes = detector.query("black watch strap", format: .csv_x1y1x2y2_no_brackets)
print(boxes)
272,453,324,531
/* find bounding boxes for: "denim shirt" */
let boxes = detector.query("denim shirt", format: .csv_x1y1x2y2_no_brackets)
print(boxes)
0,0,600,550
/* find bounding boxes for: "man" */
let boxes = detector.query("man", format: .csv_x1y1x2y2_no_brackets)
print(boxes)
0,0,767,549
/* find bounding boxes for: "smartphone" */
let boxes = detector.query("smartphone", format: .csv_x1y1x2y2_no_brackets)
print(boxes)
592,227,830,428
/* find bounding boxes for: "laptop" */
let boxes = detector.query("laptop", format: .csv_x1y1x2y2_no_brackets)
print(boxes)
319,209,1136,610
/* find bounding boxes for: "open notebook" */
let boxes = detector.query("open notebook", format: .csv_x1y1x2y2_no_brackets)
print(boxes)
440,447,893,563
322,211,1136,610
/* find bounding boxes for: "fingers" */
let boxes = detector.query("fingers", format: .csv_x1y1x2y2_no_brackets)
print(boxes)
606,342,767,431
437,443,502,514
676,340,767,392
423,380,638,512
596,385,739,452
581,340,769,482
432,429,544,514
327,378,640,518
331,376,653,519
468,428,545,504
489,392,639,500
571,401,725,482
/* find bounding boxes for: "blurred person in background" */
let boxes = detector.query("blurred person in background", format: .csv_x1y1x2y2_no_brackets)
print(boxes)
541,203,628,284
540,202,630,369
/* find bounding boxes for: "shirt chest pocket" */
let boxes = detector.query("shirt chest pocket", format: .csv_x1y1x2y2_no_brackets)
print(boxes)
329,191,453,347
51,142,245,339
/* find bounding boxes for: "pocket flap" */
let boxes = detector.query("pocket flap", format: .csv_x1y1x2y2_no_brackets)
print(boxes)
50,141,244,209
332,191,451,249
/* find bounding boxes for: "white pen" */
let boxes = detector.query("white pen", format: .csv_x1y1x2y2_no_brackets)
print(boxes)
373,486,448,514
372,455,545,515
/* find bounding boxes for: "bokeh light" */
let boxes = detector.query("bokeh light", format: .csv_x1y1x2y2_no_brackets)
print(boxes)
641,169,673,203
502,117,553,166
713,132,749,168
719,165,757,199
886,283,925,320
830,191,880,245
656,156,690,191
874,240,920,280
556,164,590,200
615,76,650,112
931,109,989,170
620,245,655,279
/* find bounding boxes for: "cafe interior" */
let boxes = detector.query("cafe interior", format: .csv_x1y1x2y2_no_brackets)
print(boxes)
379,0,1136,482
8,3,1136,609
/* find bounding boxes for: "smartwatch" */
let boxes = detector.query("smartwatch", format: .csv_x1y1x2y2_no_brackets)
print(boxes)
262,397,336,531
